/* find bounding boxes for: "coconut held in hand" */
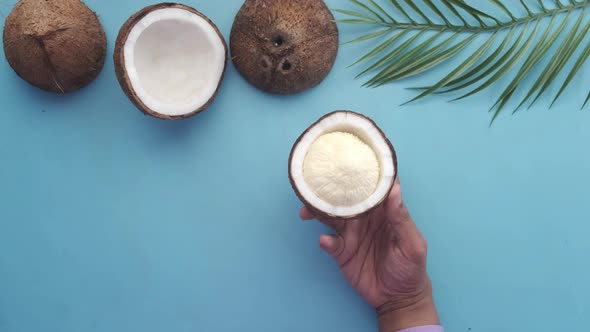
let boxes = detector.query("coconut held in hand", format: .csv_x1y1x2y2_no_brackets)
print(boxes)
289,111,397,220
2,0,107,93
230,0,339,94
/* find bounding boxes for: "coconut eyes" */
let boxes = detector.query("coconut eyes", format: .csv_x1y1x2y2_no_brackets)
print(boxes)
273,36,285,47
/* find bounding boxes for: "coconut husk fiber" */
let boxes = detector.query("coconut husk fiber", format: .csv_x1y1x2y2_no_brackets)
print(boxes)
230,0,339,94
3,0,107,93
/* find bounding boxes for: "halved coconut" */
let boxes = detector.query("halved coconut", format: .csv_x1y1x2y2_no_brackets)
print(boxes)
114,3,227,120
289,111,397,220
3,0,107,93
230,0,339,95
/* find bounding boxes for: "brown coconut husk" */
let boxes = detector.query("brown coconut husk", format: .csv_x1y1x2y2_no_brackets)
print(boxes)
2,0,107,93
230,0,339,95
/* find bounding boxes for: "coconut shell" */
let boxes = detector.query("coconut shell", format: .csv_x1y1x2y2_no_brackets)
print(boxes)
230,0,339,95
113,3,228,120
288,111,398,221
2,0,107,93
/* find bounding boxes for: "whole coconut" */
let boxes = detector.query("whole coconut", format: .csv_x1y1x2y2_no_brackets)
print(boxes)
230,0,339,95
3,0,107,93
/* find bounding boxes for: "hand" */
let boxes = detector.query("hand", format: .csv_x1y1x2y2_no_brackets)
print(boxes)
300,179,439,331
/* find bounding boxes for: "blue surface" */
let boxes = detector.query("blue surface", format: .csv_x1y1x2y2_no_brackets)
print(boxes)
1,1,590,331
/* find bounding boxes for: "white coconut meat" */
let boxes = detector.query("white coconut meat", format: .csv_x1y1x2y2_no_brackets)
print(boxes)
123,8,226,117
290,112,396,218
303,132,380,206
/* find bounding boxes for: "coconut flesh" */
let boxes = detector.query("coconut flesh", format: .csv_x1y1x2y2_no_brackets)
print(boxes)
289,111,397,219
114,4,227,119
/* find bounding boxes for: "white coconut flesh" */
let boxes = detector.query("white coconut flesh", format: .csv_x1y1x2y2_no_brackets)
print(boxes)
291,112,396,218
304,132,380,206
123,8,226,116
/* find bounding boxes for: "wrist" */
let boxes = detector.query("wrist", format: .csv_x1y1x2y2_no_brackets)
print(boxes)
377,290,439,332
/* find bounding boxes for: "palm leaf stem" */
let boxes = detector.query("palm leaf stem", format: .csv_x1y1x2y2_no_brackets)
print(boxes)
358,1,590,32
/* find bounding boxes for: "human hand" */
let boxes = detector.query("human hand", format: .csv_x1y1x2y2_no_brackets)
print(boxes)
300,179,439,331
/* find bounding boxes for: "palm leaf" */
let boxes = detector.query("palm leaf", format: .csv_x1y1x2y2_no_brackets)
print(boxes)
336,0,590,122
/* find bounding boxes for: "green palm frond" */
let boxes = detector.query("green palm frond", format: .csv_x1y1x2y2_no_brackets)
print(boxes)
335,0,590,123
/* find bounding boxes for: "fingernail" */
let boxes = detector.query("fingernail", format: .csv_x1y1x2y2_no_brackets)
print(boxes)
391,186,403,208
395,195,403,209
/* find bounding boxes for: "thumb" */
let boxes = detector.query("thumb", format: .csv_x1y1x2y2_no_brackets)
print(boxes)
385,179,426,255
319,234,344,257
385,178,412,224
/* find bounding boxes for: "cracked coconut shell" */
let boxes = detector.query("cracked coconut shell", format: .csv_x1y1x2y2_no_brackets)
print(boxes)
2,0,107,93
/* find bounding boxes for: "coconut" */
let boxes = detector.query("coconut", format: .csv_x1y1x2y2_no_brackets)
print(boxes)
114,3,228,120
289,111,397,220
2,0,107,93
230,0,339,95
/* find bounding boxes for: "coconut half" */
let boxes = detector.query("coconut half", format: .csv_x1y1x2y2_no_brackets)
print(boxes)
114,3,227,120
230,0,339,95
289,111,397,220
3,0,107,93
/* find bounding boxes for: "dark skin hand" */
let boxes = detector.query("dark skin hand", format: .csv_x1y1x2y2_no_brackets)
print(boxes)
300,179,439,331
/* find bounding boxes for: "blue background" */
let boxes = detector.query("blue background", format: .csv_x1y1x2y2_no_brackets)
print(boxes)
1,1,589,331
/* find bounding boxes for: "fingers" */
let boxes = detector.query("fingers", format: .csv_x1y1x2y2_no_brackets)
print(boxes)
319,234,344,257
299,207,315,220
299,206,345,231
302,209,347,259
